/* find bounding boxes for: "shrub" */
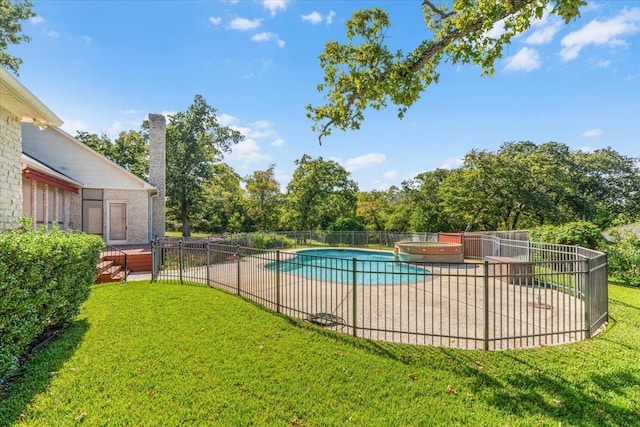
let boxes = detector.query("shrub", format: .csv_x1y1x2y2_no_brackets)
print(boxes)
327,217,366,232
247,233,294,249
529,221,604,250
606,230,640,287
0,228,104,381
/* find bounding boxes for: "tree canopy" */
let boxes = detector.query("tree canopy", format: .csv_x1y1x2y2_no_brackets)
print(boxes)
165,95,244,237
306,0,586,143
75,129,149,181
284,154,359,231
0,0,35,74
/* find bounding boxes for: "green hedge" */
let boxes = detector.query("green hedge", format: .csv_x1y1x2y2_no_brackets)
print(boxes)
607,230,640,287
529,221,604,250
0,228,104,381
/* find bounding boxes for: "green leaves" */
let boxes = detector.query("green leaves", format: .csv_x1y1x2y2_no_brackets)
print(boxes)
0,228,103,381
308,1,586,143
285,155,358,231
165,95,244,236
0,0,35,74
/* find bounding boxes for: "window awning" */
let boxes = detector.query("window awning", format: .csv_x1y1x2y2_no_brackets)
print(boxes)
23,169,80,193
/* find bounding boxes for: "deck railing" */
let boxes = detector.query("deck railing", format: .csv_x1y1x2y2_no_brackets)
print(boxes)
98,245,129,281
151,234,607,350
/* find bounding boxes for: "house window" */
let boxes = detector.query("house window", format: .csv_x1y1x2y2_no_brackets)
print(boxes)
82,189,103,235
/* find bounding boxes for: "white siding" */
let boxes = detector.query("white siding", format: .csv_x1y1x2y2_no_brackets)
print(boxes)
21,123,152,190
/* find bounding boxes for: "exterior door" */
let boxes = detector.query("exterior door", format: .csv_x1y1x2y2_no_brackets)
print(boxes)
108,201,127,244
82,189,103,236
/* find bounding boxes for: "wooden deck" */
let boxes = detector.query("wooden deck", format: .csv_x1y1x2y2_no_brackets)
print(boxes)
110,244,152,272
96,244,152,283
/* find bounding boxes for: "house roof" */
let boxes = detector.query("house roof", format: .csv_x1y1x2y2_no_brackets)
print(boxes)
21,152,83,193
22,123,157,193
0,67,63,127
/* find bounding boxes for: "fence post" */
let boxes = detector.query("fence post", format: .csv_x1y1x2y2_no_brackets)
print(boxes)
276,250,281,313
352,258,357,337
483,259,489,350
179,240,184,284
206,241,210,286
151,240,156,282
584,258,591,338
236,244,241,295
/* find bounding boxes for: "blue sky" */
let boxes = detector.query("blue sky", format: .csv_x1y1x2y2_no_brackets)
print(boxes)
8,0,640,191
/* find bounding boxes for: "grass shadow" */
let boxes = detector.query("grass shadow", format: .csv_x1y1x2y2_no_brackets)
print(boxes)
477,352,640,426
0,319,89,426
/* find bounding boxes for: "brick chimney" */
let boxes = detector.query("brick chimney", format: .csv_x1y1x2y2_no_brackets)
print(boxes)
148,113,166,240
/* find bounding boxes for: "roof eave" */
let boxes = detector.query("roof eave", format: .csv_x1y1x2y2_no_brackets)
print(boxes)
0,67,63,127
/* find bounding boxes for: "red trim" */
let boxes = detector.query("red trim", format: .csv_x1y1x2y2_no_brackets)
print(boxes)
24,169,80,193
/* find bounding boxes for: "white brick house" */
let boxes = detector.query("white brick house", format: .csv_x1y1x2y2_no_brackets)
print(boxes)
1,68,163,245
0,67,62,231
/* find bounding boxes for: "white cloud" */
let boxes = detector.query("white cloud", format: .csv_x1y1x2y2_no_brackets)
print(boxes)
29,16,45,25
301,10,336,25
227,139,272,168
440,157,464,170
234,125,277,140
593,59,610,68
61,118,89,136
160,110,178,120
484,18,507,39
271,138,285,147
251,120,271,129
301,12,323,25
230,17,262,31
504,47,541,72
217,113,239,127
46,31,60,38
383,170,397,180
209,17,222,26
583,129,603,138
525,21,562,44
109,120,123,136
262,0,291,16
251,32,284,47
344,153,386,172
80,35,92,45
560,8,640,61
327,10,336,25
122,109,141,115
252,32,275,41
578,146,595,153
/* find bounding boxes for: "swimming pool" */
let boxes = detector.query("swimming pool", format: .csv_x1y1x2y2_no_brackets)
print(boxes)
265,248,430,285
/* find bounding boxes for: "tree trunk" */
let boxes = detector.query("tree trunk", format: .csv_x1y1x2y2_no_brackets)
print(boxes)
181,209,191,237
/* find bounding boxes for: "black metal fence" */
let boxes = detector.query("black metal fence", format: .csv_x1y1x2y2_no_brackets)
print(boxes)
151,234,607,350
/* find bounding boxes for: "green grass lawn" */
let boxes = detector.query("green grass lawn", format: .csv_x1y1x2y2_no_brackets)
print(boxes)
1,283,639,426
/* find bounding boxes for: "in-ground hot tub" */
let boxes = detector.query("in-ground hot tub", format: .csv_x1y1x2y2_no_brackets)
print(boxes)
395,241,464,263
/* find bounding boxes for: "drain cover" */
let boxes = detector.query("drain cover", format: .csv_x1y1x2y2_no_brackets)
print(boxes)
307,313,344,327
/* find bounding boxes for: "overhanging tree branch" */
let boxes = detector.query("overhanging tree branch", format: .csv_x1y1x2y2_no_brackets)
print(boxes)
309,0,584,144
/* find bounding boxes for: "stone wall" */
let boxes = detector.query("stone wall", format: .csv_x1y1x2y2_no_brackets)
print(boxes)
0,106,23,231
148,113,166,240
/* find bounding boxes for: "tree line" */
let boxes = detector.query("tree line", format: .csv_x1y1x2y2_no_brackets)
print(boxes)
76,96,640,236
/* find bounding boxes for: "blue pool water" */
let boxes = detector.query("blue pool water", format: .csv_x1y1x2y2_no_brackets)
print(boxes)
265,249,430,285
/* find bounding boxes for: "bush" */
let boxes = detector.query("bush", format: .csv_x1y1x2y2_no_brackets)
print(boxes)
529,221,604,249
0,228,104,381
606,230,640,287
327,217,366,232
247,233,294,249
